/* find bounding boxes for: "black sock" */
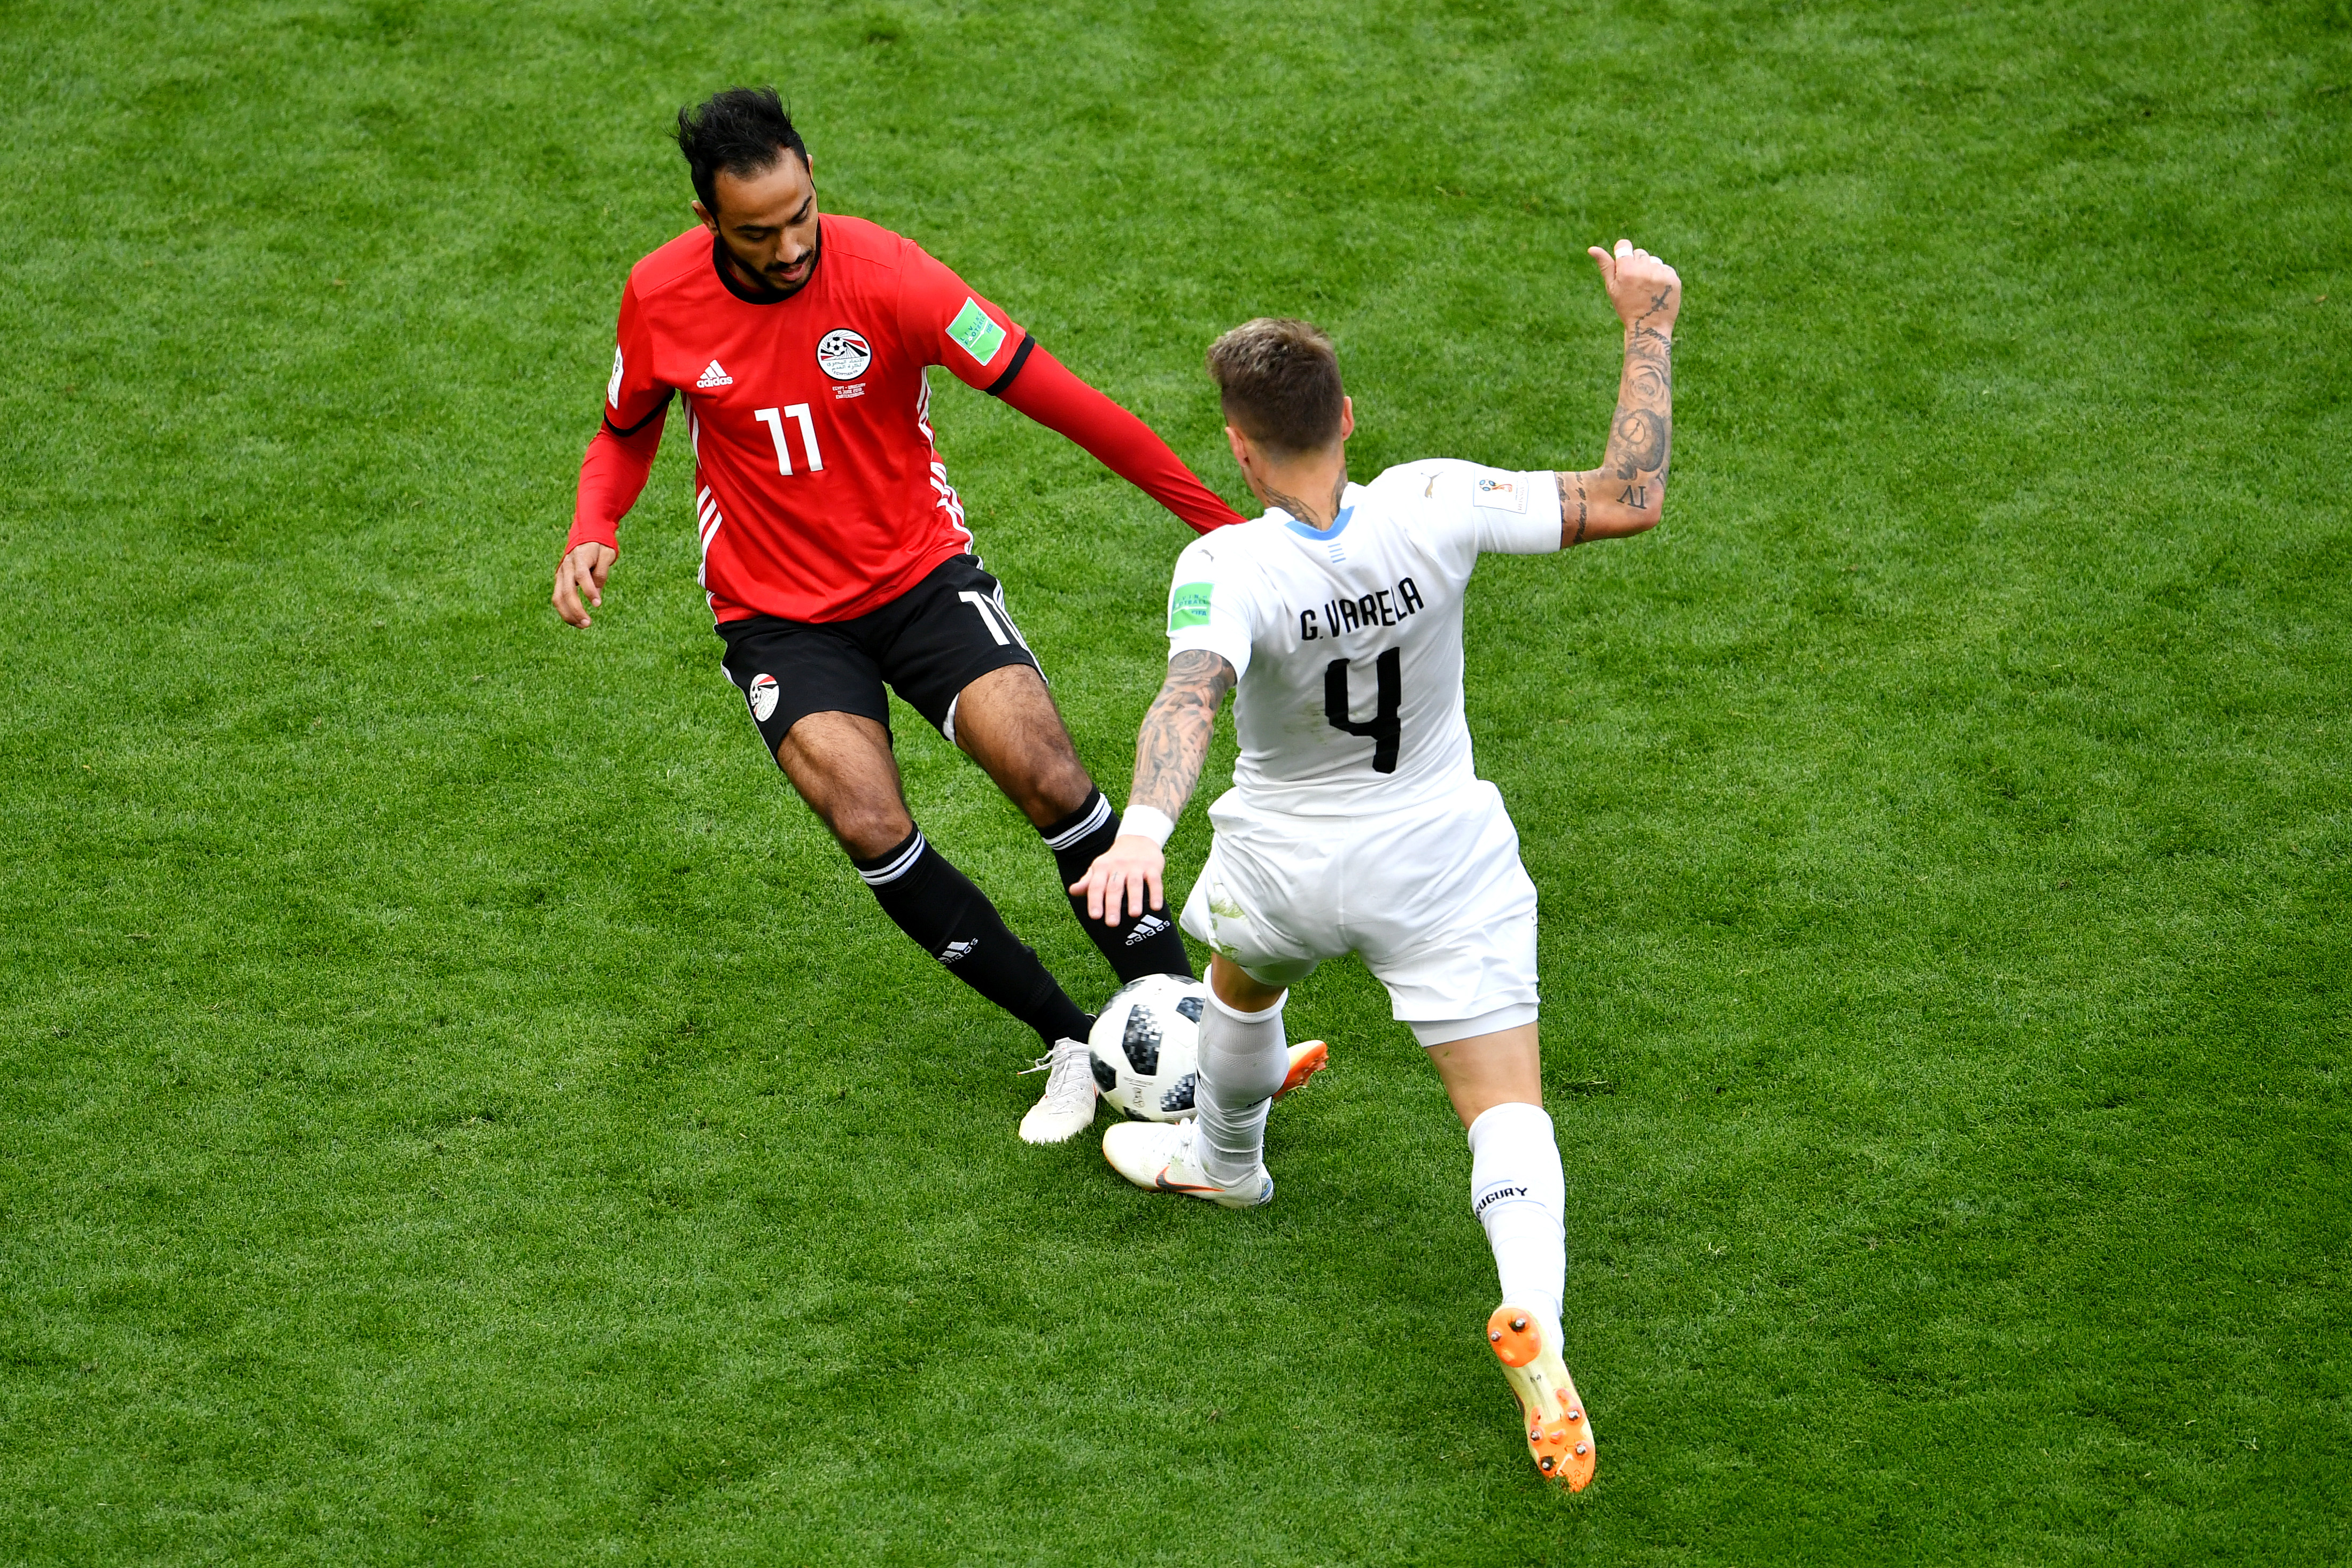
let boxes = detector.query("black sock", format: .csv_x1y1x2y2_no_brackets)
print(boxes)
852,827,1091,1047
1042,788,1194,983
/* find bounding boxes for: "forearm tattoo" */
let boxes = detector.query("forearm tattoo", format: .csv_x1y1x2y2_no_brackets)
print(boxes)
1130,649,1236,818
1566,322,1673,540
1611,325,1673,483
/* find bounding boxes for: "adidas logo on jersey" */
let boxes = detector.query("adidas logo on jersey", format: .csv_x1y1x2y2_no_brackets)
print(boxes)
939,937,978,964
1124,913,1172,946
696,360,733,388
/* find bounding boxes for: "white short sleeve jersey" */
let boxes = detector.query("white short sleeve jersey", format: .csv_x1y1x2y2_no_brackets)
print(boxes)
1165,459,1560,817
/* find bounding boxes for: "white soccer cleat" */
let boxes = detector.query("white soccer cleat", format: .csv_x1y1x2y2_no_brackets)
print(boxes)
1101,1117,1272,1208
1018,1037,1100,1145
1486,1305,1596,1490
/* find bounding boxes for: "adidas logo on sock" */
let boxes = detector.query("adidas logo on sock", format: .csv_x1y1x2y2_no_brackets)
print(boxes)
1124,913,1172,946
696,360,733,388
938,937,977,964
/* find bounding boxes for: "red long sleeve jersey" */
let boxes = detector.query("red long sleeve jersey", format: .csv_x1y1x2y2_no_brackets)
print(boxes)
571,215,1238,624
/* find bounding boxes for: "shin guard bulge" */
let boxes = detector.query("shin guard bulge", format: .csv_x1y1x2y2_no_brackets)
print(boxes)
1467,1101,1567,1340
1194,988,1290,1185
853,827,1090,1047
1043,789,1194,982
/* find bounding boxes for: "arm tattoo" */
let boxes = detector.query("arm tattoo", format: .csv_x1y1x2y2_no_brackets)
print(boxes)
1558,471,1589,546
1610,408,1668,476
1130,649,1236,819
1600,331,1671,488
1564,322,1673,537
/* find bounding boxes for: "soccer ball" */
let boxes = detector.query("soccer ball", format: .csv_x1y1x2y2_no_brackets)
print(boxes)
1089,974,1207,1122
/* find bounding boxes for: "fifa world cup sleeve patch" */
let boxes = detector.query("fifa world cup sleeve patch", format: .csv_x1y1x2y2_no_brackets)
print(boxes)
1472,473,1530,513
945,298,1007,367
1168,581,1214,631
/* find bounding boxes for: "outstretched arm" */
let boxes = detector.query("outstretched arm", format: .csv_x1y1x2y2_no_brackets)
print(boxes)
1556,239,1682,548
995,345,1246,534
1067,649,1238,925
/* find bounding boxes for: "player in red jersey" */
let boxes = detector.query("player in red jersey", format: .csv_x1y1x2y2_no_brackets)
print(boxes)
553,89,1241,1144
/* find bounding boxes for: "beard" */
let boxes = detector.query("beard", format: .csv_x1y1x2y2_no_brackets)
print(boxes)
721,220,822,302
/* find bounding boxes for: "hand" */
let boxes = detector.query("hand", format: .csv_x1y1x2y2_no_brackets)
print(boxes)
1588,238,1680,336
1068,834,1167,927
553,542,617,627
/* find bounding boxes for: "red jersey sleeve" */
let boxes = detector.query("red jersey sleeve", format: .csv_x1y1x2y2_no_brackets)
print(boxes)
567,277,671,556
897,242,1027,392
897,240,1243,534
604,276,669,432
993,345,1245,534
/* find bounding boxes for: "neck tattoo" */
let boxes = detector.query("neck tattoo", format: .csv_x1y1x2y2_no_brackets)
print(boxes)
1264,469,1347,530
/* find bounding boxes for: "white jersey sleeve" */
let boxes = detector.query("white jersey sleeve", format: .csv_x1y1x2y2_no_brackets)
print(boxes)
1165,532,1269,679
1379,460,1562,572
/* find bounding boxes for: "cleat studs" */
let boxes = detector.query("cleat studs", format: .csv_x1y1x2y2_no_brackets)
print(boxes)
1567,1409,1582,1423
1540,1455,1555,1472
1489,1330,1503,1343
1510,1316,1528,1332
1574,1442,1589,1456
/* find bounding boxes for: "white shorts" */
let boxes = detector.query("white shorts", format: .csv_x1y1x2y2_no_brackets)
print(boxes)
1178,777,1539,1045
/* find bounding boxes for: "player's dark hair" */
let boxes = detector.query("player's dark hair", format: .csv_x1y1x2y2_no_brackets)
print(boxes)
676,87,809,215
1204,318,1346,456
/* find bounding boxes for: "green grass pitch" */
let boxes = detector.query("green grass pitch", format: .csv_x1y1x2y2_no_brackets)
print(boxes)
4,0,2348,1560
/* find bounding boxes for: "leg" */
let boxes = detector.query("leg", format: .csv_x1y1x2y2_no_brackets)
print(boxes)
1348,785,1559,1328
1419,1018,1590,1487
1209,951,1288,1012
943,663,1092,829
1423,1021,1542,1130
953,663,1194,982
773,710,914,858
769,710,1089,1050
1188,953,1298,1184
1418,1020,1562,1332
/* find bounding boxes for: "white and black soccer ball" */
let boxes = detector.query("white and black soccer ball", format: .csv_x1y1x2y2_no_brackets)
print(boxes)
1089,973,1208,1122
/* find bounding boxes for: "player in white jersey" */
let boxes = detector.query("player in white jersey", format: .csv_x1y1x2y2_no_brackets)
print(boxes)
1069,240,1680,1490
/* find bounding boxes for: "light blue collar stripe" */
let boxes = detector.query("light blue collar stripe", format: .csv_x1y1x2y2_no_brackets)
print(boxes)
1281,504,1354,541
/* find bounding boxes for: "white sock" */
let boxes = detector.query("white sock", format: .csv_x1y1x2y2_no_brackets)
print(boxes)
1466,1101,1566,1343
1193,988,1287,1184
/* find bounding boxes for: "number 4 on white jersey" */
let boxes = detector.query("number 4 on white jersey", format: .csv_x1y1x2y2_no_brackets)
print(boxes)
754,405,824,475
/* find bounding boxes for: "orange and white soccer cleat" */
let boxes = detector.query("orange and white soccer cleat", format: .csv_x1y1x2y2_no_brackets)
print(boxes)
1486,1305,1595,1490
1275,1039,1329,1100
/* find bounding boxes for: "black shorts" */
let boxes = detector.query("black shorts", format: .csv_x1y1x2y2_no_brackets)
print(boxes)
716,554,1043,756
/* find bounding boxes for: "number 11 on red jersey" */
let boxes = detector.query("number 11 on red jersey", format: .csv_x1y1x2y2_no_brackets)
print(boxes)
754,405,824,475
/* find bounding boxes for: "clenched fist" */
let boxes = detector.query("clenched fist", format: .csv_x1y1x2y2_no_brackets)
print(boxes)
1589,238,1680,337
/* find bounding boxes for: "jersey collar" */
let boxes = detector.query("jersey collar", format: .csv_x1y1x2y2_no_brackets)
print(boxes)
1274,483,1363,541
710,219,824,306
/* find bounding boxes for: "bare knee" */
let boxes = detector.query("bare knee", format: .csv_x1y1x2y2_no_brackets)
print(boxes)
1209,952,1288,1012
1000,750,1093,826
823,799,915,860
773,713,913,860
953,666,1095,826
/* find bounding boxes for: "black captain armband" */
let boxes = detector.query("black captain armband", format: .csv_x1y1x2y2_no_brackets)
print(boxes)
982,333,1037,397
604,387,674,438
